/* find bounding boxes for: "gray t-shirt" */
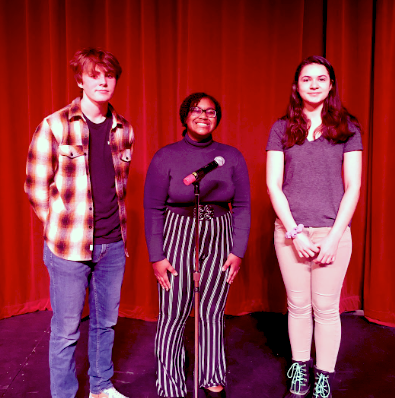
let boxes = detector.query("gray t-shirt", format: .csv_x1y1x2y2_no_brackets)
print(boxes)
266,119,363,227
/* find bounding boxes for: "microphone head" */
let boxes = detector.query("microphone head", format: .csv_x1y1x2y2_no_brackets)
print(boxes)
214,156,225,167
183,174,196,186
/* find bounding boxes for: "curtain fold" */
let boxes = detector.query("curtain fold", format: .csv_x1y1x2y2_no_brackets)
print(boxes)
363,0,395,326
0,0,393,327
325,0,374,312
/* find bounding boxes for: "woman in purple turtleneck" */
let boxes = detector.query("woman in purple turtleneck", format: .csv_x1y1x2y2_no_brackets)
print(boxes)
144,93,251,398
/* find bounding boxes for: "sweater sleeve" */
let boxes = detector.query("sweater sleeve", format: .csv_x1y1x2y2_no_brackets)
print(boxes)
230,150,251,258
143,149,170,262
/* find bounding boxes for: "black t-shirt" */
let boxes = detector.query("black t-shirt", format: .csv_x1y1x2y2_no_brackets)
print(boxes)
86,112,122,244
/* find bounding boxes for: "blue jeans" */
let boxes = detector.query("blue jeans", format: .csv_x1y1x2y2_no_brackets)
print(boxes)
43,240,126,398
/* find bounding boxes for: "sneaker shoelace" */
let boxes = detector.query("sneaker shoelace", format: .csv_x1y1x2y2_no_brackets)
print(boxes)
287,362,307,393
313,373,331,398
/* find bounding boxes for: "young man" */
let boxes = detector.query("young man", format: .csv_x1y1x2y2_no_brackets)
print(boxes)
25,48,134,398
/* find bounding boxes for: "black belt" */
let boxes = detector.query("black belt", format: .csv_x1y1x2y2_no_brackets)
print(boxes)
166,204,230,220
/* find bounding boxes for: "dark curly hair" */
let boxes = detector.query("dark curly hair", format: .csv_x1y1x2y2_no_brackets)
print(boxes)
283,55,361,148
179,92,222,136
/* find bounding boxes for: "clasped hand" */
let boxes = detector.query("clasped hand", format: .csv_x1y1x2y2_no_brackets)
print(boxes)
152,253,242,290
293,233,339,264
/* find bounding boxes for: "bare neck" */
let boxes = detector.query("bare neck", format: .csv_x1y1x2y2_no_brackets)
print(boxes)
303,102,324,140
80,95,109,123
303,102,323,125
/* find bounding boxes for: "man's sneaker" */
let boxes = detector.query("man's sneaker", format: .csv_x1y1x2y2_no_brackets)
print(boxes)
89,387,128,398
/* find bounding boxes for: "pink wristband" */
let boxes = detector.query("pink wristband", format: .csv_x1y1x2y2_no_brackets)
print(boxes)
285,224,304,239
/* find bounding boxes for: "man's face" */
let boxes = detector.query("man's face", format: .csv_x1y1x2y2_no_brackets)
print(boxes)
78,65,117,105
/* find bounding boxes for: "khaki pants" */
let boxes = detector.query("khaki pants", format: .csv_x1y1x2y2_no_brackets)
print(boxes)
274,219,352,372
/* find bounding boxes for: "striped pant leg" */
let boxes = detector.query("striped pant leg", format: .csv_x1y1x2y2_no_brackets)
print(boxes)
155,210,196,398
198,212,232,388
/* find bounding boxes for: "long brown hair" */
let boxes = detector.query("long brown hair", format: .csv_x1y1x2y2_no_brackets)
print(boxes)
283,55,361,148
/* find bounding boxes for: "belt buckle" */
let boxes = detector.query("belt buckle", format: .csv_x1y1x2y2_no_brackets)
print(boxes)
194,204,214,220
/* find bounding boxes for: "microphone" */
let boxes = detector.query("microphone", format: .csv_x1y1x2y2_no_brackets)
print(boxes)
183,156,225,186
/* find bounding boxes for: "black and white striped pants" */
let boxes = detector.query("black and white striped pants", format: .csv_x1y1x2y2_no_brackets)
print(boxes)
155,208,233,397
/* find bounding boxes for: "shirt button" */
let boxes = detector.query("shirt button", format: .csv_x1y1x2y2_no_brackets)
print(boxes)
89,207,92,210
89,226,92,229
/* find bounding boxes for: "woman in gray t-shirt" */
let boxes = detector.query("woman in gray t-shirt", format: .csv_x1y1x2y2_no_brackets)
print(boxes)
266,56,362,398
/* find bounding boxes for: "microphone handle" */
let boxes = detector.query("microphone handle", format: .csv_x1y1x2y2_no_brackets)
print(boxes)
193,161,219,181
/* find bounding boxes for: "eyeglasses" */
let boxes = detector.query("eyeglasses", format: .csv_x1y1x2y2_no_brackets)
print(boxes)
189,106,217,118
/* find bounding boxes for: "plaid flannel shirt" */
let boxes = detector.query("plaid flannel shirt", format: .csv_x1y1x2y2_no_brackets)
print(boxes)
25,97,134,261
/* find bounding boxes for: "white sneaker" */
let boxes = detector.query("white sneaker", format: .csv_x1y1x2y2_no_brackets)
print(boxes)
89,387,128,398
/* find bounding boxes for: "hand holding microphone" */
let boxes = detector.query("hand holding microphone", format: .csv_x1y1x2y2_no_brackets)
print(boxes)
183,156,225,186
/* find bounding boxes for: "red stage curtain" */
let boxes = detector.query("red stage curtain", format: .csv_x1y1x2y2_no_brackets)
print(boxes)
325,0,374,313
363,0,395,326
0,0,394,326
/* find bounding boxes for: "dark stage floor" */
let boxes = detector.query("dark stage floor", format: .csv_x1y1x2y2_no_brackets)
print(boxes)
0,311,394,398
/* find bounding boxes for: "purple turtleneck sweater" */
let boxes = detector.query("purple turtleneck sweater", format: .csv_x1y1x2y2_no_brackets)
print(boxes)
144,134,251,263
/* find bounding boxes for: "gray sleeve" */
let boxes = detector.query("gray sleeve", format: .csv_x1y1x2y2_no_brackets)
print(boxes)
266,119,286,151
344,122,363,153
